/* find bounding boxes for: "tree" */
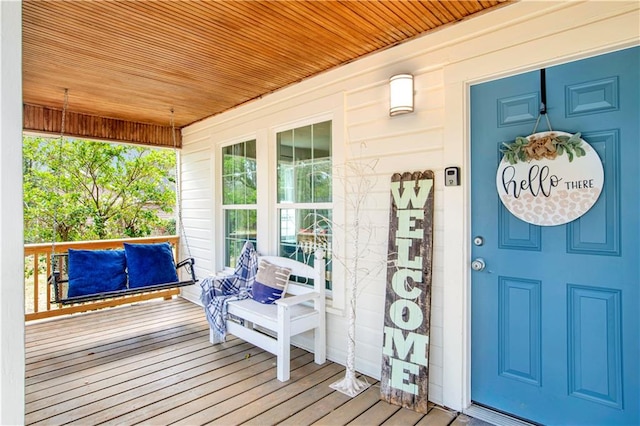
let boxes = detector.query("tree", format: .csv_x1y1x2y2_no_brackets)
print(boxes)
327,158,380,397
23,136,176,243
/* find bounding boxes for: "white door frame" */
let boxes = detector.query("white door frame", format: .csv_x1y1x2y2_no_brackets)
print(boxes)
441,33,639,415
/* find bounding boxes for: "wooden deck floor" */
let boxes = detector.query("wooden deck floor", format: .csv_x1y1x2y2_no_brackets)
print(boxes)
25,298,483,425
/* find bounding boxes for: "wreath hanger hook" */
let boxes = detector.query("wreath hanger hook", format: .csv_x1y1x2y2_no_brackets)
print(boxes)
532,68,553,133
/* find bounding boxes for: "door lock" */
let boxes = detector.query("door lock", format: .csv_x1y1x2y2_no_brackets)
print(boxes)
471,258,486,271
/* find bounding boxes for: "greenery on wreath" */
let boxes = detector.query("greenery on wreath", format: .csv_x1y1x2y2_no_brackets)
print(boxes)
500,132,585,165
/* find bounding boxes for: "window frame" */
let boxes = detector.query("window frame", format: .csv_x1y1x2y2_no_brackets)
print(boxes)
273,116,335,293
215,105,345,313
219,136,258,270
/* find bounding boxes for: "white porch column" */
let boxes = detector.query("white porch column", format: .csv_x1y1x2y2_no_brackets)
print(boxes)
0,1,25,424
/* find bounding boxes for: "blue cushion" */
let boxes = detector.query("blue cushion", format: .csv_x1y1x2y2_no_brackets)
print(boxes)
250,260,291,304
124,242,179,288
67,249,127,298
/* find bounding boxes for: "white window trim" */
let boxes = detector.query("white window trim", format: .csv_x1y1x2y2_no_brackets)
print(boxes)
214,102,346,314
216,134,260,273
270,112,346,314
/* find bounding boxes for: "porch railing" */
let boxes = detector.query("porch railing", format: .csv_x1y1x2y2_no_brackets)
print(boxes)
24,236,182,322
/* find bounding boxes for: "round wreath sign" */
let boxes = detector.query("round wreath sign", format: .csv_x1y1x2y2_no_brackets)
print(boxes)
496,131,604,226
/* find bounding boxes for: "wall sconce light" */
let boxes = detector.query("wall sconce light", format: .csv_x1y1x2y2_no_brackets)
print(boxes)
389,73,414,116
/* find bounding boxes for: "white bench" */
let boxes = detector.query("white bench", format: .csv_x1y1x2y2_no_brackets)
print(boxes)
209,250,326,381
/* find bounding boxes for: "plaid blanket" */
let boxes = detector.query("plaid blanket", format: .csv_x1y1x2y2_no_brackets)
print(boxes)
200,241,258,341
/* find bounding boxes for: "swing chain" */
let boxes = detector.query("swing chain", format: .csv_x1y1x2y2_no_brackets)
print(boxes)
171,109,193,260
51,89,69,266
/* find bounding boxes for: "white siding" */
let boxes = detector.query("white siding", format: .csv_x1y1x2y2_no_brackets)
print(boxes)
181,0,639,410
178,145,214,303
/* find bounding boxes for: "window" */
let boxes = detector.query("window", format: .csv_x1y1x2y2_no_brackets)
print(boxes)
276,120,332,286
222,139,257,268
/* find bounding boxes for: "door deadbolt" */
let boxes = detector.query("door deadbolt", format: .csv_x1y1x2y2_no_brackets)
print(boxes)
473,236,484,246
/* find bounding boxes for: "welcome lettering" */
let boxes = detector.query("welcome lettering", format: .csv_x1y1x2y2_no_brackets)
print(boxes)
381,172,433,411
390,179,432,209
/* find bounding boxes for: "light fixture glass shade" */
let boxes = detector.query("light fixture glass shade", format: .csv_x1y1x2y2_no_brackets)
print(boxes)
389,73,414,116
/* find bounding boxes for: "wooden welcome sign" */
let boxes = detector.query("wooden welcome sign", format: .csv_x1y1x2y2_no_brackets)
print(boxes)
380,170,434,413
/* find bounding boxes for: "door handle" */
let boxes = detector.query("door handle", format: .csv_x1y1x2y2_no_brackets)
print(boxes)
471,258,486,271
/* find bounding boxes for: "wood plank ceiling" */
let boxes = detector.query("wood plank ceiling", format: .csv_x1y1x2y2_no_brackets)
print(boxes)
22,0,510,147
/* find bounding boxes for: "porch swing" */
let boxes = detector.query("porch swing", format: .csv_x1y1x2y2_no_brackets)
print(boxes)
48,96,197,305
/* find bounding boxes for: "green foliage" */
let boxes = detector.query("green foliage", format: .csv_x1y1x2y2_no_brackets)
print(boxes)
500,132,584,165
500,136,530,165
23,136,177,243
222,152,257,205
554,132,585,162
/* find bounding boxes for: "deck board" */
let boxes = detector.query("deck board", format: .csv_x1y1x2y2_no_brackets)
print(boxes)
382,405,431,425
211,363,346,426
346,400,402,425
278,381,363,425
245,371,347,425
192,360,332,425
26,334,218,412
25,298,467,425
157,351,315,425
311,384,383,425
106,349,309,425
415,405,459,425
28,342,261,424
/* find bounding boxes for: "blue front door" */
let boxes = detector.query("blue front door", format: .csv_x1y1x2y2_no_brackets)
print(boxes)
470,47,639,425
